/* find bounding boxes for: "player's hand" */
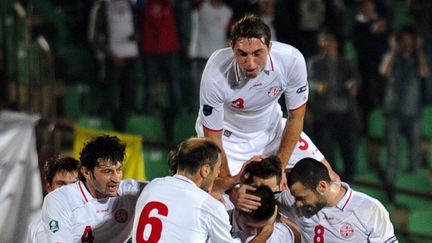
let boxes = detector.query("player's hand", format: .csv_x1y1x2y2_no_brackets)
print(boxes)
237,155,267,184
229,184,261,213
280,171,288,191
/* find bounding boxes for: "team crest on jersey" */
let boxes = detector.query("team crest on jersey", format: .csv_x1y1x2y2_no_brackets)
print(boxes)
223,129,232,138
267,86,282,97
340,223,354,238
114,208,128,223
203,105,213,116
49,220,59,233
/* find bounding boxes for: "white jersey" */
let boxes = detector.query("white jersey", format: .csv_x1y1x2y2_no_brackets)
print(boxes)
228,210,294,243
196,41,323,174
188,0,233,59
132,175,241,243
27,217,46,243
42,179,146,243
277,183,398,243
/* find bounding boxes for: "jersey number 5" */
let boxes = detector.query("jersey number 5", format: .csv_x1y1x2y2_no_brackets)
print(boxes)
136,201,169,243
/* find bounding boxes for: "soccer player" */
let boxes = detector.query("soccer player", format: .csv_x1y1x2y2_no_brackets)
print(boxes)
195,14,338,190
226,156,301,243
27,156,80,243
41,135,147,242
229,185,293,243
280,158,398,242
132,137,275,243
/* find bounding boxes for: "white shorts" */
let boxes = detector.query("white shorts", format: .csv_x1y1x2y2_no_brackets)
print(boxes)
224,131,324,175
196,118,324,175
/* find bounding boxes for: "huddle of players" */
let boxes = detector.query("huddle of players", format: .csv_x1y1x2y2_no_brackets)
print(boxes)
29,135,397,243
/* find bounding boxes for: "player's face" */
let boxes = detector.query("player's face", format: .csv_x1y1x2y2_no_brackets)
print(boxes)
201,158,221,192
233,38,271,79
47,170,78,192
85,159,123,199
238,215,268,236
289,181,327,218
252,175,280,192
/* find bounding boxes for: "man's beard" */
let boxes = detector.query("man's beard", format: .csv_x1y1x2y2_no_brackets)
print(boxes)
298,201,326,218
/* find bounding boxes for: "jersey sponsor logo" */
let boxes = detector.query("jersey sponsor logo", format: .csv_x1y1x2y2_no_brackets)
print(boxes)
231,98,244,109
114,208,128,223
49,219,59,233
203,105,213,116
296,84,308,93
223,129,232,138
267,86,282,97
252,82,263,88
340,223,354,238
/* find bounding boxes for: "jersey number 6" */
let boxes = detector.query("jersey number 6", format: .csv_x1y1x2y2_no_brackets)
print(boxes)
136,201,169,243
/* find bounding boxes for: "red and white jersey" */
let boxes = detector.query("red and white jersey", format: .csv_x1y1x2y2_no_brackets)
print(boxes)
278,183,398,243
132,175,241,243
42,179,147,243
196,41,323,174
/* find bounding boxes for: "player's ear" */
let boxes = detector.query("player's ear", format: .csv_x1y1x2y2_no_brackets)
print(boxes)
81,166,91,180
200,164,210,178
316,180,327,194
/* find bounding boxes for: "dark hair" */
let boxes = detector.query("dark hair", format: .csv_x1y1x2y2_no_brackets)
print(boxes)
244,155,282,185
287,158,331,191
230,14,271,47
79,135,126,181
44,156,80,184
239,185,275,221
168,137,221,175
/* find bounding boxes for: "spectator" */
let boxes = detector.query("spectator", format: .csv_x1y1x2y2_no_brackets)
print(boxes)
379,26,430,200
189,0,233,111
139,0,182,115
308,29,360,180
88,0,140,130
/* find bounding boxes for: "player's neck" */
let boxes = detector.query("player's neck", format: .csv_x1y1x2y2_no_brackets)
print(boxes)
327,183,346,207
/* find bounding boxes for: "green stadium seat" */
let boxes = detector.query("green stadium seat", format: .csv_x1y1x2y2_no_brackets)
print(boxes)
395,168,431,194
78,115,114,131
173,113,197,144
143,147,170,180
125,115,166,142
64,83,90,119
408,209,432,236
368,108,386,139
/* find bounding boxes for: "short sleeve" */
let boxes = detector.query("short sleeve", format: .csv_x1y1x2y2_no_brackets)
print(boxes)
284,51,309,111
206,200,241,243
41,193,74,243
198,61,226,131
366,200,398,243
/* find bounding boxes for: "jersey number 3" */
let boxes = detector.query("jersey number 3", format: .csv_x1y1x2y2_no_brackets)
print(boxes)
136,201,169,243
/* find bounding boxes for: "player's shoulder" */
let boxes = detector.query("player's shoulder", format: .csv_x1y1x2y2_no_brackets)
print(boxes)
118,179,148,195
207,47,235,68
348,189,389,217
270,41,303,59
43,182,83,209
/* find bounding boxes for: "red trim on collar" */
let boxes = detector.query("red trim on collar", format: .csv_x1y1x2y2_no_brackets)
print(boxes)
269,54,274,71
79,181,89,203
341,189,353,211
